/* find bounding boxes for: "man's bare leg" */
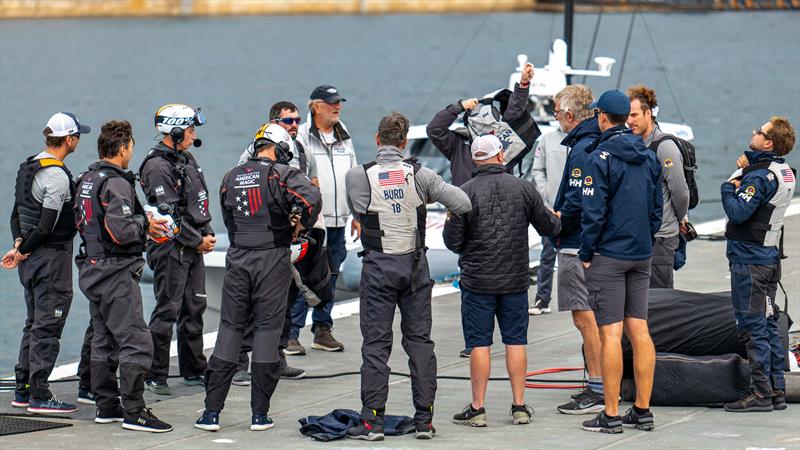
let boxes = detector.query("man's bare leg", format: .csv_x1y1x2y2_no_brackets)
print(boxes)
470,346,491,408
505,345,527,405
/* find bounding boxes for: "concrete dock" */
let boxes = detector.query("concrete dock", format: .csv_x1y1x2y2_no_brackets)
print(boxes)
1,214,799,448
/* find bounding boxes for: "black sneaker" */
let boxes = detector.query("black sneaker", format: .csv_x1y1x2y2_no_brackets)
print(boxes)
194,410,220,431
621,407,654,431
145,380,170,396
511,404,535,424
452,404,487,427
570,387,590,400
346,418,385,441
181,375,204,387
772,390,787,411
27,397,78,414
459,348,472,358
123,407,173,433
78,389,97,405
95,406,125,424
11,391,29,408
415,421,436,439
558,390,605,415
281,365,306,380
724,392,773,412
582,411,623,434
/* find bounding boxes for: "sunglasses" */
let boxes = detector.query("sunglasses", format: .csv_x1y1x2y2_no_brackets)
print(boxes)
276,117,302,125
753,127,772,140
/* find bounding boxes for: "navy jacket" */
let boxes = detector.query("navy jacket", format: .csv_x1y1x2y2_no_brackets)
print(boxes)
721,150,782,265
579,126,663,262
552,117,602,250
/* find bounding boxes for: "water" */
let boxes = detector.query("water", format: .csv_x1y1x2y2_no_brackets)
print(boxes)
0,12,798,373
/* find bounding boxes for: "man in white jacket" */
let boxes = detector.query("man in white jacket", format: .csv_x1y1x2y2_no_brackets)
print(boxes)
295,85,360,352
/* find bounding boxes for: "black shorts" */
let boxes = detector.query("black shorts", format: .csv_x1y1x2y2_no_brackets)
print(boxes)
585,254,651,327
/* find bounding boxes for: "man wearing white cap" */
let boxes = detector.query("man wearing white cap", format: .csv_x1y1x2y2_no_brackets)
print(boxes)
3,112,90,414
444,134,560,427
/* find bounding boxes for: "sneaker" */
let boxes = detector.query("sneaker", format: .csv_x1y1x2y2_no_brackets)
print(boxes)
452,404,487,427
232,370,251,386
145,380,171,396
11,391,29,408
511,404,535,424
571,387,590,400
415,421,436,439
772,390,787,411
346,418,385,441
621,407,655,431
182,375,204,386
78,389,97,405
251,414,274,431
194,410,220,431
95,406,124,424
528,299,552,315
311,326,344,352
284,339,306,356
558,390,605,415
123,407,173,433
582,411,623,434
459,348,472,358
281,365,306,380
27,397,78,414
724,392,774,412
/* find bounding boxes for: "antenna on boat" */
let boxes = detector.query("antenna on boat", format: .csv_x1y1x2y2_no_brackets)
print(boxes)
564,0,575,85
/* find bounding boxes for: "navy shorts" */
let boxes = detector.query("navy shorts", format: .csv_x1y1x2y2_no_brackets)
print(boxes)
460,288,529,348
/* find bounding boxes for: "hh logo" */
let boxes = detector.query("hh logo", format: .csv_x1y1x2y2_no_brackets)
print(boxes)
583,187,594,196
569,178,582,187
54,309,63,318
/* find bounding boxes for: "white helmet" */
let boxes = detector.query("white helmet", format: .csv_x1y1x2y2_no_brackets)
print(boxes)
154,104,204,134
290,236,310,263
254,123,291,147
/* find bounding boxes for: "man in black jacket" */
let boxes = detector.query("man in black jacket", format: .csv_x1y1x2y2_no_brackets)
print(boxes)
444,135,560,427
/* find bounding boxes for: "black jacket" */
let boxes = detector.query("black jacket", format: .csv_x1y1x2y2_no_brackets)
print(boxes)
443,164,560,294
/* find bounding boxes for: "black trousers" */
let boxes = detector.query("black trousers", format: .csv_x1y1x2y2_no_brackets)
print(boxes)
77,323,93,392
78,256,153,414
146,241,207,382
238,281,299,372
15,245,73,400
204,247,291,415
359,250,436,423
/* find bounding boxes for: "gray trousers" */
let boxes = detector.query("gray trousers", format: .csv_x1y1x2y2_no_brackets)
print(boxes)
78,256,153,414
15,245,73,400
204,247,291,415
359,250,436,423
146,241,207,382
650,235,679,289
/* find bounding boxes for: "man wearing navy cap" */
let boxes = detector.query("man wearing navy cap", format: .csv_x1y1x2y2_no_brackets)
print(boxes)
578,90,662,434
2,112,90,414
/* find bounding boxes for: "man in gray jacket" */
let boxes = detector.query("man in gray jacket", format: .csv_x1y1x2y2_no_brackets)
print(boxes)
345,112,471,441
627,85,689,288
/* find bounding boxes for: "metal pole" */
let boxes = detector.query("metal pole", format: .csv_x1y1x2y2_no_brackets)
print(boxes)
564,0,575,85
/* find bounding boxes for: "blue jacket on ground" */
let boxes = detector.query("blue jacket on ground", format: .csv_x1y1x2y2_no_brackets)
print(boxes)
552,117,602,250
579,125,663,262
721,150,782,265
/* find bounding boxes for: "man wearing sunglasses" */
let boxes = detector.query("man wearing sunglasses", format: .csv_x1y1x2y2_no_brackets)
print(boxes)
139,104,215,395
722,117,796,413
296,85,359,354
3,112,89,414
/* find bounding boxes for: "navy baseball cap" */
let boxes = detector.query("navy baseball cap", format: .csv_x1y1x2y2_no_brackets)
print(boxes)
588,89,631,116
310,85,346,104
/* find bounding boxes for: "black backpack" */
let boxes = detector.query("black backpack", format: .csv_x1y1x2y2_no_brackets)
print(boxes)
649,134,700,210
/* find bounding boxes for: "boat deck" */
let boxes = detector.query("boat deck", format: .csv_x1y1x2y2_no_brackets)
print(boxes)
1,215,798,449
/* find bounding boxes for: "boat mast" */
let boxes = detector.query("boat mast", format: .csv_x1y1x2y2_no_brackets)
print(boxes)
564,0,574,85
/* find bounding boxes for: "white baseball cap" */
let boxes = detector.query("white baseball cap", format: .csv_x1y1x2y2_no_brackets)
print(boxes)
470,134,503,161
45,112,91,137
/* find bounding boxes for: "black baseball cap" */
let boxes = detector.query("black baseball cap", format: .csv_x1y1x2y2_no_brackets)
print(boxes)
310,85,346,104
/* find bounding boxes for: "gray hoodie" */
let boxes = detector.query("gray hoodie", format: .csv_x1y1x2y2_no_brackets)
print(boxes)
645,125,690,238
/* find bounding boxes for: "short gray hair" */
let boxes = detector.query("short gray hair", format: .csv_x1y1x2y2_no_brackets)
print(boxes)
554,85,594,122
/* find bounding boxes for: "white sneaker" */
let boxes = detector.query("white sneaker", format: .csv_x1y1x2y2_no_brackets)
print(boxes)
528,300,551,315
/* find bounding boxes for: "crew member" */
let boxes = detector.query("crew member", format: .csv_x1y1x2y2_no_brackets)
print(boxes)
344,112,472,441
194,124,321,432
627,84,690,288
139,104,215,394
74,120,173,432
722,116,796,413
444,135,560,427
579,90,662,434
548,85,607,416
3,112,88,414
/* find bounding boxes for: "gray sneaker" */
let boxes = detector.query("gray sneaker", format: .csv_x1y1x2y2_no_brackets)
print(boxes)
452,404,487,427
311,327,344,352
281,365,306,380
511,404,535,424
283,339,306,356
145,380,170,396
232,370,251,386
